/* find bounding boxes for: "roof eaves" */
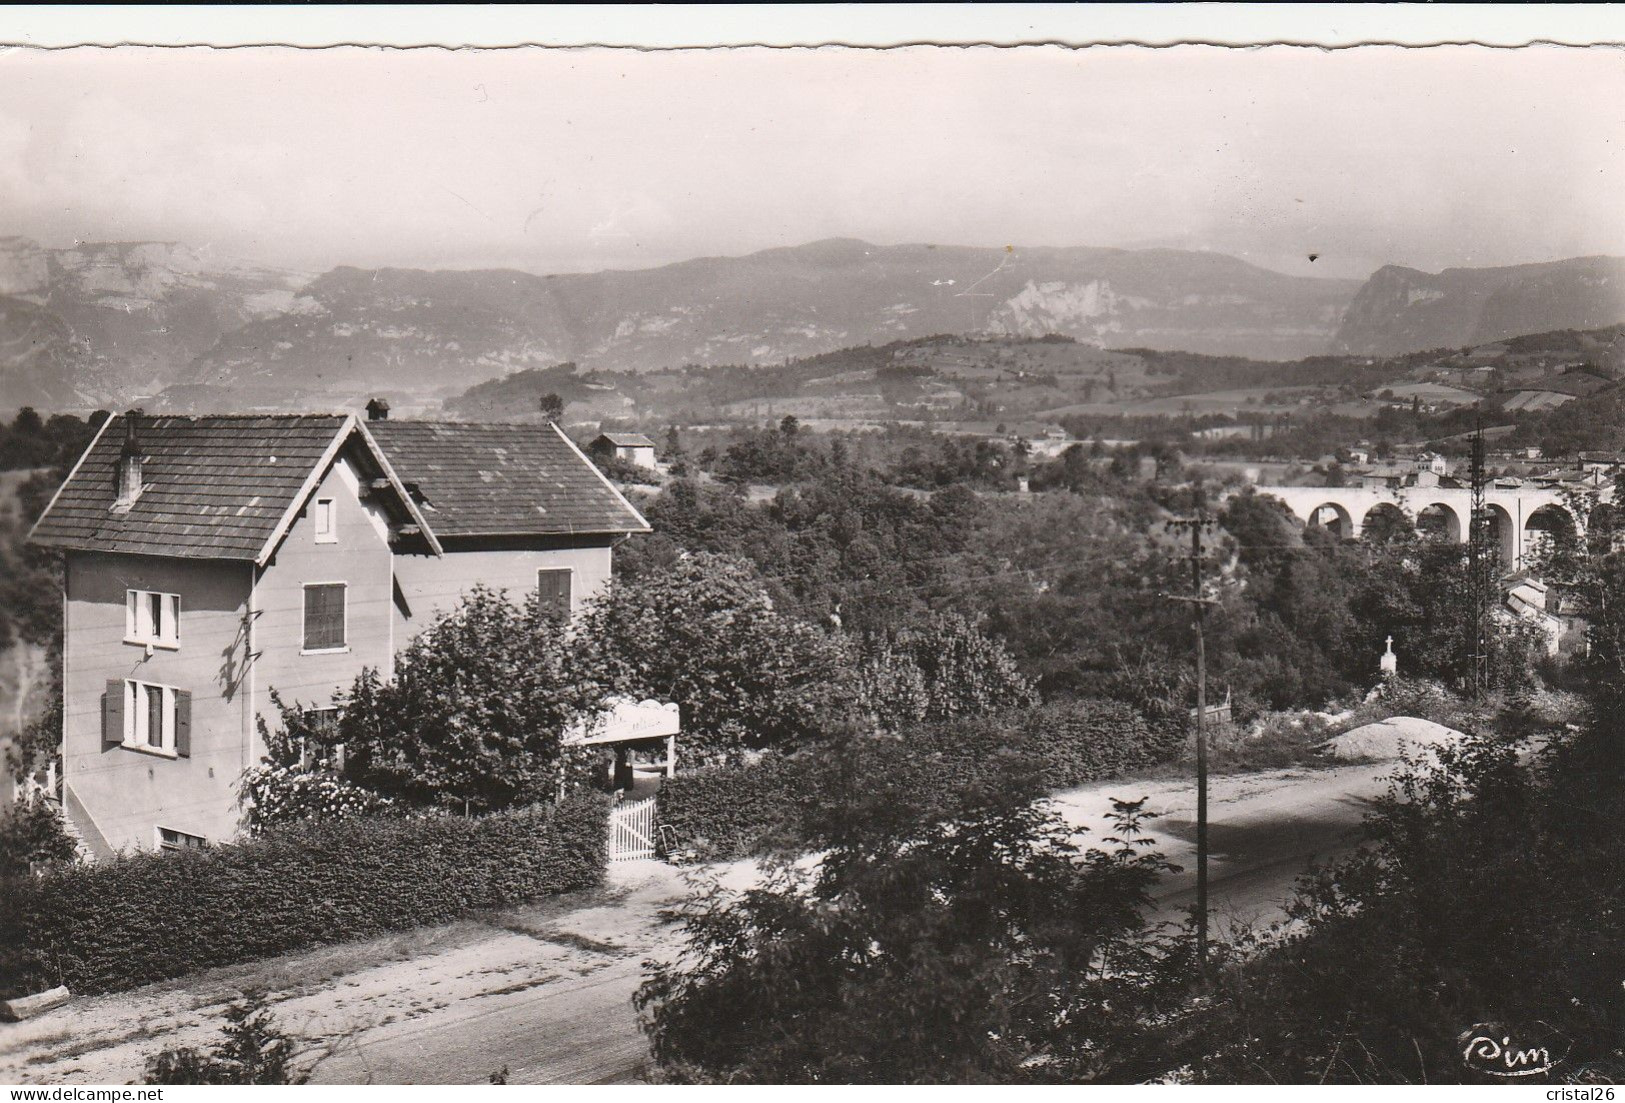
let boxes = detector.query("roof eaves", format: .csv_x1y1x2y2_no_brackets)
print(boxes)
26,412,115,547
551,422,653,533
438,521,649,538
355,419,444,556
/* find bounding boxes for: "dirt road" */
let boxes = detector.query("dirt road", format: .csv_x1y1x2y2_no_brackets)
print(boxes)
0,762,1393,1085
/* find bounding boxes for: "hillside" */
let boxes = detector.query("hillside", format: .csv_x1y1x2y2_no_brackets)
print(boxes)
176,239,1359,408
1333,255,1625,357
466,324,1625,432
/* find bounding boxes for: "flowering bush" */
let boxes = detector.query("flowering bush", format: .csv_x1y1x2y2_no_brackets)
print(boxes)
240,763,396,833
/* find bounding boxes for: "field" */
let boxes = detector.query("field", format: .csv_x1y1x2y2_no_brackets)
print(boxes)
1041,385,1334,419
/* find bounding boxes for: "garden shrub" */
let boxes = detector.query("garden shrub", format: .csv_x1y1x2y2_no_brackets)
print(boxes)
0,792,608,997
657,698,1181,862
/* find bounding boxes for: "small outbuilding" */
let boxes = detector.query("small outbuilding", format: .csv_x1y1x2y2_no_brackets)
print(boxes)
590,432,658,469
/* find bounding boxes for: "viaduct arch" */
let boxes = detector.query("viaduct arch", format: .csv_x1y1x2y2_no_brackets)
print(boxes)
1262,484,1589,570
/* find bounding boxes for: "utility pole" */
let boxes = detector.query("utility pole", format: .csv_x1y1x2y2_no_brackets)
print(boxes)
1165,512,1219,986
1467,421,1489,698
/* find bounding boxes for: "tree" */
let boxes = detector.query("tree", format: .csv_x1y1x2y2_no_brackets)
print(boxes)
637,742,1192,1083
145,992,307,1085
1197,714,1625,1083
538,393,566,423
857,612,1036,731
573,553,855,759
278,585,603,814
0,795,76,876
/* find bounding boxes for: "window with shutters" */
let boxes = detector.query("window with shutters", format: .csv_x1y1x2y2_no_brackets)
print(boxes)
106,678,191,757
125,589,180,648
302,582,348,652
537,568,573,619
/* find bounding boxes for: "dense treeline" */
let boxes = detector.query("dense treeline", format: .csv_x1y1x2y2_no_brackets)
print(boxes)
635,429,1538,722
0,407,102,471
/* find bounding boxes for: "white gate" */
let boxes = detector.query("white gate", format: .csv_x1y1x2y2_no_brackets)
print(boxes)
609,796,658,862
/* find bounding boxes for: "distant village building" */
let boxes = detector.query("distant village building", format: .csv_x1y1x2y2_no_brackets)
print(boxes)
28,409,653,855
590,432,658,469
1505,575,1589,657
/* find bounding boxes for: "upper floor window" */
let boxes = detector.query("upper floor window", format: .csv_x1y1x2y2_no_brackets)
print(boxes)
314,498,337,544
538,569,573,620
302,583,348,652
126,590,180,648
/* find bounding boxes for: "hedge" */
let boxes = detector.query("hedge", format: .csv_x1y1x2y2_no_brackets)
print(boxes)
0,792,608,997
655,755,820,861
658,697,1182,862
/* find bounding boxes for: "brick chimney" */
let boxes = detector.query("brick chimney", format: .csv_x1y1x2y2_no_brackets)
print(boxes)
366,397,390,421
114,409,146,510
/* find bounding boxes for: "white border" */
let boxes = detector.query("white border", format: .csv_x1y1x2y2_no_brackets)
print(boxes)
2,5,1622,48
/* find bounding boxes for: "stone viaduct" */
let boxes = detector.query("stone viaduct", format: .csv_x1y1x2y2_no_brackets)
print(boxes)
1258,482,1602,569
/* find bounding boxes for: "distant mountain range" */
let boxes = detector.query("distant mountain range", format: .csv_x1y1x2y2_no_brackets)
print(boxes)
1333,255,1625,357
2,234,1623,415
0,236,306,409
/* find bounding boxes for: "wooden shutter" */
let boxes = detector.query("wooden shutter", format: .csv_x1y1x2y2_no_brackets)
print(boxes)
103,679,125,748
538,569,571,619
174,690,192,757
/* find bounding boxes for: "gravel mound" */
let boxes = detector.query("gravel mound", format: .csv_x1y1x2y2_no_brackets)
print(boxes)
1324,716,1466,762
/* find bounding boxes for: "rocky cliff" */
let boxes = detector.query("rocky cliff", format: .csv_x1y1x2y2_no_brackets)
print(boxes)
1334,256,1625,357
0,236,307,409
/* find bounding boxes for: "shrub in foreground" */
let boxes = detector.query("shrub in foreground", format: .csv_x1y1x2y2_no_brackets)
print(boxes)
0,792,608,997
145,992,306,1085
639,768,1193,1083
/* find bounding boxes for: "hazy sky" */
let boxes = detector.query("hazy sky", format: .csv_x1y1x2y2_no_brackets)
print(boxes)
1,44,1622,280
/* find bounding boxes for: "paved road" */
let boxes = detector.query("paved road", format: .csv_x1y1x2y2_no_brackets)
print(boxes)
5,763,1392,1086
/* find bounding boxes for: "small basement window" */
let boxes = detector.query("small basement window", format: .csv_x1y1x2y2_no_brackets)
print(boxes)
157,827,207,852
125,590,180,648
302,583,348,652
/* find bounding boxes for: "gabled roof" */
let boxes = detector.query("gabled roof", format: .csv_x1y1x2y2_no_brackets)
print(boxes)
28,413,439,563
366,421,650,538
594,432,656,449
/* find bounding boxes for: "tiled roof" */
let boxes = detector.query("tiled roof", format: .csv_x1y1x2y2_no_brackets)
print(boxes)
29,414,350,561
596,432,656,448
367,421,650,537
